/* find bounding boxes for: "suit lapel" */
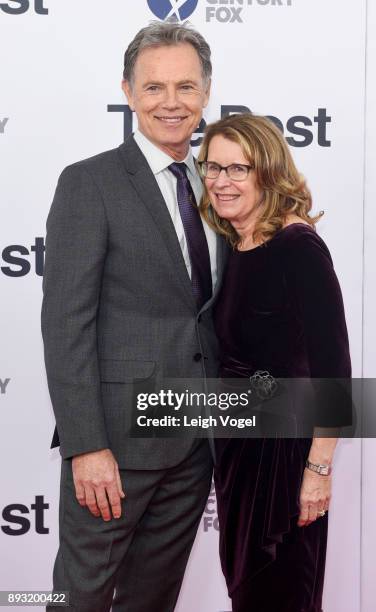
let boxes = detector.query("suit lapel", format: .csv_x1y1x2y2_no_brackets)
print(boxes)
199,235,230,315
118,136,196,309
215,235,230,298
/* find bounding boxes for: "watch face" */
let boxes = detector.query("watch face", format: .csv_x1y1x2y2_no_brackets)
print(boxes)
306,461,331,476
319,466,331,475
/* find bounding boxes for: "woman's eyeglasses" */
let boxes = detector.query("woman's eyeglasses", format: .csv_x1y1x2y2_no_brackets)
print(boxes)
198,161,254,181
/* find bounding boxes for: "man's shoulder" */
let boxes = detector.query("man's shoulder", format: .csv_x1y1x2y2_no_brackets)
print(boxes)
61,136,140,179
64,144,124,176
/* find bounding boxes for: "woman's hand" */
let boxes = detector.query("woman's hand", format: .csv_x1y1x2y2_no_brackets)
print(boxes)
297,468,331,527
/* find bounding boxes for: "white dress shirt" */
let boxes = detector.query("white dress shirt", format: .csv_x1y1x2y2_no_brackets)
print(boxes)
133,130,218,288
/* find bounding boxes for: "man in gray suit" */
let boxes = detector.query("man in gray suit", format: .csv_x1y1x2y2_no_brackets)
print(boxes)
42,21,226,612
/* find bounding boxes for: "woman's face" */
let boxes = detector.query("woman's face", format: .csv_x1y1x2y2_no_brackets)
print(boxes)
204,135,263,225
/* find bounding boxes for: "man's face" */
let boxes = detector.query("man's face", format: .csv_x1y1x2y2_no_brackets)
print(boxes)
123,43,211,160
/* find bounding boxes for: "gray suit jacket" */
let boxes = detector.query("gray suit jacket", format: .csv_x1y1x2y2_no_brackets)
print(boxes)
41,135,228,469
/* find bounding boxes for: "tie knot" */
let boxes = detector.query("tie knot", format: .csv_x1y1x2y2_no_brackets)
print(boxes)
168,162,188,181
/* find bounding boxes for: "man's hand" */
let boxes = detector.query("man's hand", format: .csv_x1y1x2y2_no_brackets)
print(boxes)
72,448,125,521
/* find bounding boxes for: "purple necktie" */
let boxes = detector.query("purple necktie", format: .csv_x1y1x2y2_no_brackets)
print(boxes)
169,162,212,309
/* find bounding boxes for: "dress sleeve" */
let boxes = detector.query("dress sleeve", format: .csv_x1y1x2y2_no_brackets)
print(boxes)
284,227,352,426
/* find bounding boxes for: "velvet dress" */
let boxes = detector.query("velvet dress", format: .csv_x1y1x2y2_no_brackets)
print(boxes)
213,224,351,612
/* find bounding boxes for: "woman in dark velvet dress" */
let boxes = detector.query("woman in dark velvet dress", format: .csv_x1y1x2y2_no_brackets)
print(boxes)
198,114,351,612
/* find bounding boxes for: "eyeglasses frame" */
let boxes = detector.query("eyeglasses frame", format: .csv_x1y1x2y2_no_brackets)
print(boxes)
198,161,255,182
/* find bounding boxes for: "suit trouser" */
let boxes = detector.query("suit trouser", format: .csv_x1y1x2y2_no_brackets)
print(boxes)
47,440,213,612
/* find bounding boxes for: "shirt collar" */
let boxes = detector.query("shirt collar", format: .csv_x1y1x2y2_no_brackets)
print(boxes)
133,129,198,179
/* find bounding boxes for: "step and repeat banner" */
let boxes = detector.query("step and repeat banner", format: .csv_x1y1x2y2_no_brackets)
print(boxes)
0,1,373,610
362,0,376,610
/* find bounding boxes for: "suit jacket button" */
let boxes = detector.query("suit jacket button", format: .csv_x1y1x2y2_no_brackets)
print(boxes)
193,353,202,362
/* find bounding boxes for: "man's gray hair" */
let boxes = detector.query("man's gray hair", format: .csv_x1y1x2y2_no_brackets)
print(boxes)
123,21,212,86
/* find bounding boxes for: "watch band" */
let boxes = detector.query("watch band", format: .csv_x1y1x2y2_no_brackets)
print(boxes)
305,459,332,476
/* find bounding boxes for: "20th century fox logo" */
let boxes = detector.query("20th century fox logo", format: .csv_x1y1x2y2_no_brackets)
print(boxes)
203,483,219,532
206,0,292,23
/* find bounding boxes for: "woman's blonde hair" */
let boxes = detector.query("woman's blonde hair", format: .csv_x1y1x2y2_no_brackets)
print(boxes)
198,113,322,248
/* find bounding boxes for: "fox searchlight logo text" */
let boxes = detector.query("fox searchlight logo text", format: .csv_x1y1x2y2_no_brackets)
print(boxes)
0,1,48,15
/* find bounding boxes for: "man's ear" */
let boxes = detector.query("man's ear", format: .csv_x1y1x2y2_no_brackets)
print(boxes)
203,78,211,109
122,80,135,111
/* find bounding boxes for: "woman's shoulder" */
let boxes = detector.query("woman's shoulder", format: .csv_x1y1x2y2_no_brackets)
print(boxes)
273,222,333,268
276,222,329,249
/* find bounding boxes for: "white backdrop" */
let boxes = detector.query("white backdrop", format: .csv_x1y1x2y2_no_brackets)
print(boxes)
0,0,373,610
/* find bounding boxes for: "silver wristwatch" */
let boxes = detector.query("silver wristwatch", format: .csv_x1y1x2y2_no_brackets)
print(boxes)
305,459,332,476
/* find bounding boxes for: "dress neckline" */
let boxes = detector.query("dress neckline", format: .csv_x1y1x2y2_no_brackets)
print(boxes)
235,223,314,254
